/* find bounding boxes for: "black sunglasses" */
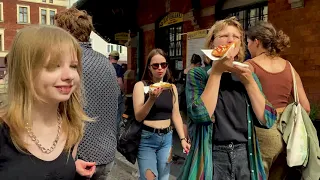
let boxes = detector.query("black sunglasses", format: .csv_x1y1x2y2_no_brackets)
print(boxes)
150,62,168,69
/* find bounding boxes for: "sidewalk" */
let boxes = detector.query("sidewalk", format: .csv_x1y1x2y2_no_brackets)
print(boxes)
114,130,186,180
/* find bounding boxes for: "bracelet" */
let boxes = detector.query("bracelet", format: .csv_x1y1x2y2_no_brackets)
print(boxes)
180,137,187,142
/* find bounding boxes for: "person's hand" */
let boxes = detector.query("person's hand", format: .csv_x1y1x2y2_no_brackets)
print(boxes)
232,65,255,87
211,42,240,74
75,159,96,178
149,87,163,100
181,139,191,154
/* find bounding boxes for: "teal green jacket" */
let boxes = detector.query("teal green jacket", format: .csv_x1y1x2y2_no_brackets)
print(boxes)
178,66,277,180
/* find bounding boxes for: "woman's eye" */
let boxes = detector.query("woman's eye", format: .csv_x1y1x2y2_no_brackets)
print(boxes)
70,65,78,69
233,35,240,39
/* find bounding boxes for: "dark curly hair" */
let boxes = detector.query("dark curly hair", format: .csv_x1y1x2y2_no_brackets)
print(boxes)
246,22,290,56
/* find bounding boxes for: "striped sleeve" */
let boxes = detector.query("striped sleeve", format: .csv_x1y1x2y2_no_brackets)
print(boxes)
185,67,214,125
252,73,277,128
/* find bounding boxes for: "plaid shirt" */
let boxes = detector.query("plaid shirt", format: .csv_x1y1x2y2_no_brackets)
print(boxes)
178,66,277,180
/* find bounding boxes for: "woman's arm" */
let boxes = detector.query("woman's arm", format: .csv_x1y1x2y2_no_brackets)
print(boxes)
186,67,215,124
233,65,277,128
293,68,310,114
132,81,158,121
200,67,222,119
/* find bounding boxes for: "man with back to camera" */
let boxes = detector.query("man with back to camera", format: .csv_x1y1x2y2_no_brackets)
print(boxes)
55,8,119,180
109,51,125,130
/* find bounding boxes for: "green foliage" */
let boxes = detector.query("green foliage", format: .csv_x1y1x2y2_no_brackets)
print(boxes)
310,103,320,121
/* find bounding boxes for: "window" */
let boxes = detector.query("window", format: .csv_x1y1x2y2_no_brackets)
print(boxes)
19,7,28,23
49,0,53,3
168,26,182,57
107,45,111,53
50,10,55,25
17,5,30,24
41,9,47,24
116,45,123,53
224,3,268,30
39,8,56,25
42,0,46,2
0,2,3,22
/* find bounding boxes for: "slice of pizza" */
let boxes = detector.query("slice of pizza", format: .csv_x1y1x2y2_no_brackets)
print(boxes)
211,42,235,57
150,81,172,89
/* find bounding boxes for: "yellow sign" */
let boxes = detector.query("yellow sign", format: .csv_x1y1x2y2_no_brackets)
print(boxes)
159,12,183,28
115,32,129,41
187,29,208,40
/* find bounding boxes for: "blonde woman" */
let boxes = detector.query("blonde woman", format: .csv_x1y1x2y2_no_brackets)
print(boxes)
178,17,277,180
0,26,95,179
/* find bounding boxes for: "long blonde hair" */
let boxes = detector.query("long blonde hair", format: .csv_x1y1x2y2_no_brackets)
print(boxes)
204,16,246,64
1,25,88,152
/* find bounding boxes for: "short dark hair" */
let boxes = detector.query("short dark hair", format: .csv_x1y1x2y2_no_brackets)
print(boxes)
190,54,202,64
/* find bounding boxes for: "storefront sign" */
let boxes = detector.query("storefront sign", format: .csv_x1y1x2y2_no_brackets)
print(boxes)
159,12,183,28
115,32,129,41
187,29,208,40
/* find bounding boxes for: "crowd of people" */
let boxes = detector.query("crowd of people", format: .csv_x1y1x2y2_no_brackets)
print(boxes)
0,6,319,180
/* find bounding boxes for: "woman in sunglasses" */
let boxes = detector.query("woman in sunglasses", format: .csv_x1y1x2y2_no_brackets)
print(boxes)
132,48,190,180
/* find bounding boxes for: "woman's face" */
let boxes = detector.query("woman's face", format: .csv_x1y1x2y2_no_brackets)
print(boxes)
34,49,80,104
212,25,241,48
148,54,168,80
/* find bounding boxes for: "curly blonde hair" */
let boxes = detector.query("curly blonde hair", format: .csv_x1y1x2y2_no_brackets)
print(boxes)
204,16,246,64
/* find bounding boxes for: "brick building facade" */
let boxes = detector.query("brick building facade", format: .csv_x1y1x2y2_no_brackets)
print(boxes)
0,0,67,77
124,0,319,104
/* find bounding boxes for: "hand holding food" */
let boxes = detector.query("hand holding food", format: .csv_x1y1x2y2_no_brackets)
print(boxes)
148,81,172,100
150,81,172,90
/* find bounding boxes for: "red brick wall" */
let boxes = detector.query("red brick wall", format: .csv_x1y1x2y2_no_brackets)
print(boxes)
137,0,216,69
268,0,320,102
0,0,66,51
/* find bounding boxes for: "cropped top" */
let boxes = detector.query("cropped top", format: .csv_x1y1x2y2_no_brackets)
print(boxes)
144,83,174,121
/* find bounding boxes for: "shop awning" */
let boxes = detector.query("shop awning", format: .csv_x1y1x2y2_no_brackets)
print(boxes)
75,0,139,45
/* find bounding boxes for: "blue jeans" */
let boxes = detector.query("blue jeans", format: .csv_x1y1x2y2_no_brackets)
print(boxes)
213,142,250,180
137,130,173,180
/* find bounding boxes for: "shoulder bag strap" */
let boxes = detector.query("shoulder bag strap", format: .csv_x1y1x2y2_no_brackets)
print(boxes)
289,62,299,104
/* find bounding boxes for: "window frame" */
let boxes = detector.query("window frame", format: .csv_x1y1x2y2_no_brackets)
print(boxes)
219,2,268,31
0,29,5,51
17,5,31,24
39,7,57,25
0,2,4,22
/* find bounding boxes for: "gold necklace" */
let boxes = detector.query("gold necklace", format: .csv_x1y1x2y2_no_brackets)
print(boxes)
25,115,62,154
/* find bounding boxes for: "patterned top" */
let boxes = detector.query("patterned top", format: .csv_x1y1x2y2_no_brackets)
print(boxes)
77,42,120,165
178,66,277,180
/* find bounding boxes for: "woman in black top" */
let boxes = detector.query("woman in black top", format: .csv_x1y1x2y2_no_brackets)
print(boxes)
0,26,95,179
133,49,190,180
